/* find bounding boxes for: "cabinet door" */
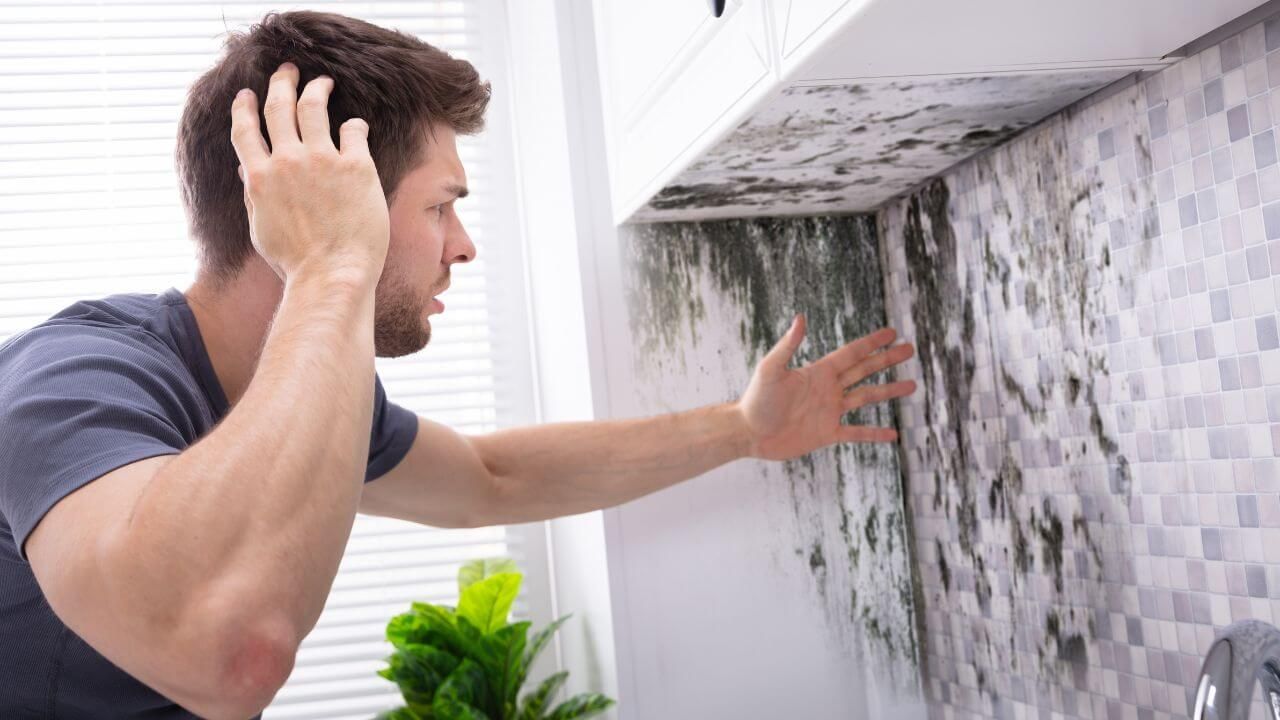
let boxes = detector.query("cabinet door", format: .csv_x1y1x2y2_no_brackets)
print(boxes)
594,0,720,126
592,0,775,223
771,0,876,76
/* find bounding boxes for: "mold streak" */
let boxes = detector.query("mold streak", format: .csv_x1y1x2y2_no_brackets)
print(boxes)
621,215,923,706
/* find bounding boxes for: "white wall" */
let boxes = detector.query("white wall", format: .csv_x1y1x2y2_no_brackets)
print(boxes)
502,0,621,710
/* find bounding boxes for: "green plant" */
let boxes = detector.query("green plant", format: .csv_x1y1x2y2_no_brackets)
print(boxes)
375,557,616,720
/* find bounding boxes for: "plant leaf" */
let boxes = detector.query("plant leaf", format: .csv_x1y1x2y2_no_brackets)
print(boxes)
434,658,492,718
381,642,461,705
523,615,571,676
379,656,428,711
375,706,424,720
408,603,486,660
517,671,568,720
432,698,491,720
546,693,615,720
457,572,522,634
487,620,531,707
459,557,519,593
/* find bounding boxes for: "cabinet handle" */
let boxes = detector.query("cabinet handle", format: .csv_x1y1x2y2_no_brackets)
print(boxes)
708,0,726,18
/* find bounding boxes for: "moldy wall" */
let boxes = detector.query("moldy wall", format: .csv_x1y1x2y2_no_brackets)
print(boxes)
880,16,1280,719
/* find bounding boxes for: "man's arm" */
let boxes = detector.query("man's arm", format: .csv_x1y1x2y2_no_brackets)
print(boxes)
26,65,388,719
360,317,916,527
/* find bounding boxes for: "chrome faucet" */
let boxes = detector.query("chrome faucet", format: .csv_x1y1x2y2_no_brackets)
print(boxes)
1193,619,1280,719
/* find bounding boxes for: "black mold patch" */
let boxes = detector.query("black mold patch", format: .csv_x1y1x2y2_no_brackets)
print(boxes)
1044,610,1089,686
881,101,1156,714
620,215,921,691
1033,498,1066,593
899,178,990,608
639,71,1128,221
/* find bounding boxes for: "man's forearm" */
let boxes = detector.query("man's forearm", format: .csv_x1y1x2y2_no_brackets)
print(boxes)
116,273,376,649
471,402,752,523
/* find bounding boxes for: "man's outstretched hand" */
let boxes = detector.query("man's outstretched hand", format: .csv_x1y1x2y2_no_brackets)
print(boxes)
736,316,918,461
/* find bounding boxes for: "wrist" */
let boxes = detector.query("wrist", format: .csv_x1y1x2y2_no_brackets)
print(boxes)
722,401,756,460
287,257,380,295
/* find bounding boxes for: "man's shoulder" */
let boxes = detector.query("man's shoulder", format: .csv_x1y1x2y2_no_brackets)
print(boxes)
0,319,173,380
0,290,182,374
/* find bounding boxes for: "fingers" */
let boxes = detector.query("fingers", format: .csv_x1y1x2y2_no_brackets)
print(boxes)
838,342,915,388
297,74,336,150
762,314,806,370
229,89,269,169
824,326,897,370
262,62,302,151
843,379,917,412
339,117,371,159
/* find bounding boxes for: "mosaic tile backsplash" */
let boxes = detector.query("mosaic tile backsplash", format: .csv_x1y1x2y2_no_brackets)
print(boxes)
878,16,1280,720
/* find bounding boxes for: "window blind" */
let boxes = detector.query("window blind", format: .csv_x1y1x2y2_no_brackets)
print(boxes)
0,2,542,718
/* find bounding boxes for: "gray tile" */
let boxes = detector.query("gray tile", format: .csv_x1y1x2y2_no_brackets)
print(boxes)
1213,147,1235,183
1210,289,1232,321
1248,564,1269,597
1149,105,1169,139
1239,173,1261,208
1259,315,1280,350
1264,201,1280,239
1210,427,1232,458
1206,78,1226,115
1241,354,1263,387
1223,36,1245,72
1248,244,1272,279
1203,527,1223,559
1220,357,1241,390
1239,495,1261,527
1187,261,1207,291
1255,130,1278,168
1099,128,1115,160
1187,88,1207,123
1229,104,1251,141
1267,17,1280,52
1198,189,1219,222
1196,327,1217,358
1179,195,1199,228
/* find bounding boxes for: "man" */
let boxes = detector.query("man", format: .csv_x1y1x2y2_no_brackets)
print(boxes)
0,11,916,720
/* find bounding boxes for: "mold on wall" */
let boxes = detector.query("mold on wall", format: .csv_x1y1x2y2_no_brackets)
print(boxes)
881,17,1280,720
632,71,1129,224
617,215,924,712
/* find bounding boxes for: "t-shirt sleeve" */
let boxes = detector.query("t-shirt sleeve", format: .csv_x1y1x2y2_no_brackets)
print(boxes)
0,330,190,559
365,373,419,483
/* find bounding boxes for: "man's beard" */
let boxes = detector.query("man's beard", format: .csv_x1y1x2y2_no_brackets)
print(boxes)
373,271,447,358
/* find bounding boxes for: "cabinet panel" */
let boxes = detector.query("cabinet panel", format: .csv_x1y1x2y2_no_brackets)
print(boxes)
601,0,775,223
595,0,735,131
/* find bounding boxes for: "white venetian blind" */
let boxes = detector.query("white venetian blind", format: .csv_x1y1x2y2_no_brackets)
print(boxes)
0,1,541,718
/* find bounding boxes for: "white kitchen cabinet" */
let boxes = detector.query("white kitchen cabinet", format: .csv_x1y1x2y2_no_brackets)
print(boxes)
589,0,776,226
770,0,874,74
589,0,1269,225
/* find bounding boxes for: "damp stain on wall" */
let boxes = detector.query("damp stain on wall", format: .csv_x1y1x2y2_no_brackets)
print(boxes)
880,84,1158,714
619,215,922,698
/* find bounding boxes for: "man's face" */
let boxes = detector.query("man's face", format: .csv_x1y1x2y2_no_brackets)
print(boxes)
376,123,476,358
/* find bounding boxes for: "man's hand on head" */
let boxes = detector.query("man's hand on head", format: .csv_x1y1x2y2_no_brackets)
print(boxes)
735,316,917,462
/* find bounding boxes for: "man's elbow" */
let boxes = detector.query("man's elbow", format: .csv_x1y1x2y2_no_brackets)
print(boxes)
173,614,298,719
214,623,297,717
436,473,513,530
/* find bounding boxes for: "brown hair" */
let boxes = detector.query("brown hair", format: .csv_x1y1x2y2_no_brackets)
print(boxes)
175,10,491,288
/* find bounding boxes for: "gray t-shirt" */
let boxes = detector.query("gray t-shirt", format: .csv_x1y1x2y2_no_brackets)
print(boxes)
0,287,419,718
